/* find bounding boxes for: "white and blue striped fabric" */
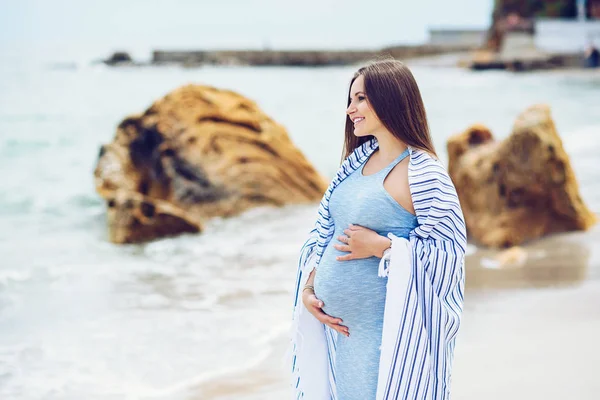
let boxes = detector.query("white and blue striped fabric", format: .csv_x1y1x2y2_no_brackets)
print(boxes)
290,138,467,400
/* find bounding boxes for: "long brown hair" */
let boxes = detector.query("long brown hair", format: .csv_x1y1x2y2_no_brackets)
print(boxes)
342,58,436,161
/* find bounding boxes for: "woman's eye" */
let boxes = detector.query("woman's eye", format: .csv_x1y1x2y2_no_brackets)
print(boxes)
358,96,365,101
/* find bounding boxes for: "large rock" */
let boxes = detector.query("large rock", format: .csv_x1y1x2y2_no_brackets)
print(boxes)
94,84,327,243
447,104,596,248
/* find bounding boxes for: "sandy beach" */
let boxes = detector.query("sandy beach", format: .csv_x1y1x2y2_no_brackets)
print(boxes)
197,224,600,400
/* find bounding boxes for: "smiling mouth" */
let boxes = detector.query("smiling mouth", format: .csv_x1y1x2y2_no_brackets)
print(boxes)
353,118,364,126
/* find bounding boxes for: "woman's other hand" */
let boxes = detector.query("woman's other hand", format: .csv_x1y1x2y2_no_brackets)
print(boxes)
302,289,349,337
334,224,391,261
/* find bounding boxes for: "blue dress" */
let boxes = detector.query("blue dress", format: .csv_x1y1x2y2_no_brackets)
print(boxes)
313,148,418,400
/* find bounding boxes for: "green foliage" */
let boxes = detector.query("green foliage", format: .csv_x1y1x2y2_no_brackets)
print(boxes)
494,0,577,18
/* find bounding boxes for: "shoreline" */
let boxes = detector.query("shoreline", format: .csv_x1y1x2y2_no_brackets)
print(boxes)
191,224,600,399
189,331,291,400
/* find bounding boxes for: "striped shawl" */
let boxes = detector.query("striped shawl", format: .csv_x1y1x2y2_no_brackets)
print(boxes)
290,138,467,399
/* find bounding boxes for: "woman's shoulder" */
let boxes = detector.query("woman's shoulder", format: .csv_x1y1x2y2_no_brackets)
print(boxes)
408,148,460,203
409,148,449,177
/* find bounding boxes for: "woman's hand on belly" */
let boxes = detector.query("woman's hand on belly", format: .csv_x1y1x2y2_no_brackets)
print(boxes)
302,289,350,337
333,224,391,261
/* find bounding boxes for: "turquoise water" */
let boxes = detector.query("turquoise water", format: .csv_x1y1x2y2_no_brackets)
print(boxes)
0,57,599,399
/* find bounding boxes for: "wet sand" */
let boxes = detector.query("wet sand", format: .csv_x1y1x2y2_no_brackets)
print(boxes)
196,224,600,400
190,335,290,400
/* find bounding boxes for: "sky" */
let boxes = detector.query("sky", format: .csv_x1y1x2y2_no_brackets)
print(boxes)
0,0,494,59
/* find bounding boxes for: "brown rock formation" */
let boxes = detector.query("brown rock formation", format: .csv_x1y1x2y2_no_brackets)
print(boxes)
94,84,328,243
447,104,596,248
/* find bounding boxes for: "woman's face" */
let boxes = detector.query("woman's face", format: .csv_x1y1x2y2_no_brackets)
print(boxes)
346,74,383,137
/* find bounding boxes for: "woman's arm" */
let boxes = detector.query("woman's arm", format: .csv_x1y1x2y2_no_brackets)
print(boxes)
301,268,350,337
333,224,391,260
304,267,316,287
335,158,413,260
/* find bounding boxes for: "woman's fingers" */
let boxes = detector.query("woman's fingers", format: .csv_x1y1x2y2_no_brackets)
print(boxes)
345,228,362,236
325,320,350,337
301,292,350,337
307,299,350,337
334,235,353,261
320,313,342,325
318,314,348,337
336,253,354,261
315,312,349,337
333,244,351,252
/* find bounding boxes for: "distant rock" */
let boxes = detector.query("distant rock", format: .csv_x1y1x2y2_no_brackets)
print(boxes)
94,84,327,244
103,51,133,66
447,104,596,248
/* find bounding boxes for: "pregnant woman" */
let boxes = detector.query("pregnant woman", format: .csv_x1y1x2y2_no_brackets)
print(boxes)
290,59,467,400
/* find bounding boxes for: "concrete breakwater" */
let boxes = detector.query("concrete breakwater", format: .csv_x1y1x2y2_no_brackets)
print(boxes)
103,44,475,67
465,50,586,71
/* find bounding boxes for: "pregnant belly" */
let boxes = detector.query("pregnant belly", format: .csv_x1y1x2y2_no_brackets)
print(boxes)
313,256,387,332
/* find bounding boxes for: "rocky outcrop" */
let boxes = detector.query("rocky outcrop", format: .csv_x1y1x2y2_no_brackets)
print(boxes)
94,84,328,243
103,51,133,66
447,104,596,248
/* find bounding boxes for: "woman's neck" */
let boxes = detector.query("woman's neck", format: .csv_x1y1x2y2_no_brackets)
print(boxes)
373,132,408,163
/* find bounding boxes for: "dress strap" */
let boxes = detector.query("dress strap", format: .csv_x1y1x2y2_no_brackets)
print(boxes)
381,148,410,173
